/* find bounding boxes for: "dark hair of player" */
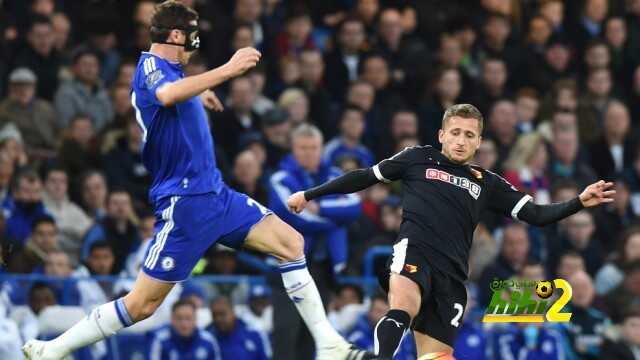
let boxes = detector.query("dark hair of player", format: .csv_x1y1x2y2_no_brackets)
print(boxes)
149,0,198,44
442,103,484,133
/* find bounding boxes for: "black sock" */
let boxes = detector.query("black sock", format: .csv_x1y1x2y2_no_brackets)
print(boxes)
374,309,411,358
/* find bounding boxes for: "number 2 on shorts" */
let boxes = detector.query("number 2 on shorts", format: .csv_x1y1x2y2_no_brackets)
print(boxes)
451,303,464,327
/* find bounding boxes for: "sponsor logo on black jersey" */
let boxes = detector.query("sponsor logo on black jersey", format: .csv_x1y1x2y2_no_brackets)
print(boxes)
426,168,482,199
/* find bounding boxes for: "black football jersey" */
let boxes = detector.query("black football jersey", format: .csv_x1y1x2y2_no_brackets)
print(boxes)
373,145,531,280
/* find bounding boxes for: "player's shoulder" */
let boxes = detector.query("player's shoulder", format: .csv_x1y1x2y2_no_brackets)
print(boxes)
134,53,172,88
391,144,432,159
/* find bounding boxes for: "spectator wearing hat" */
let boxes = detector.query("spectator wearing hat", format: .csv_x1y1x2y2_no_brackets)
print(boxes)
323,105,374,168
12,15,62,100
235,284,273,335
54,48,114,131
0,68,58,156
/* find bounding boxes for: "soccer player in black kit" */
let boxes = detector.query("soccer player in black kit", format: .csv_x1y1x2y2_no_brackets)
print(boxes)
287,104,615,360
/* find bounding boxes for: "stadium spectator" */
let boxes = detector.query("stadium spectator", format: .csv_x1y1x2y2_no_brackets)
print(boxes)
42,166,92,263
559,270,610,360
323,105,373,168
548,116,598,188
604,260,640,323
208,296,270,360
261,108,291,170
0,67,58,154
278,88,310,127
7,216,58,274
103,118,150,209
228,150,268,206
503,133,551,204
12,15,61,100
325,17,368,101
468,224,499,281
452,286,488,360
486,100,519,169
79,170,108,220
600,305,640,360
234,284,273,335
84,24,121,87
0,304,22,358
596,226,640,294
588,100,634,181
471,58,510,115
478,223,530,306
214,76,262,159
247,68,275,116
473,138,498,172
378,109,418,159
596,179,638,246
420,66,464,147
573,0,609,55
555,251,587,280
296,49,331,133
489,323,568,360
269,124,361,275
577,67,615,144
123,211,155,278
54,48,114,131
106,84,134,133
514,88,540,134
345,294,416,359
27,282,56,316
551,211,605,276
2,169,48,246
57,115,101,195
275,9,315,58
149,300,222,360
328,284,367,334
528,35,574,94
81,189,140,273
50,12,71,54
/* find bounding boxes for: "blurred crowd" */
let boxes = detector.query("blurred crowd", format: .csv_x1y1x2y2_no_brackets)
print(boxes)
1,0,640,359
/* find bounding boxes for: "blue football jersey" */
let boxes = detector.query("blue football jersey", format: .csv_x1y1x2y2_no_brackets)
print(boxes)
130,52,222,204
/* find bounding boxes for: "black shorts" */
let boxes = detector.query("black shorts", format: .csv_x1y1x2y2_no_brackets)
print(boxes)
377,234,468,347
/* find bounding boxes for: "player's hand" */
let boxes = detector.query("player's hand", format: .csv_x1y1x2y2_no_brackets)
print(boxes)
200,89,224,112
287,191,308,213
227,47,261,77
579,180,615,208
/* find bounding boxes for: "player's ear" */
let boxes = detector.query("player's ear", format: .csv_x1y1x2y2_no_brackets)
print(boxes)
438,129,444,144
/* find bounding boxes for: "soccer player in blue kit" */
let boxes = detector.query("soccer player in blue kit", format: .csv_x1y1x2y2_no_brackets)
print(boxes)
23,2,372,359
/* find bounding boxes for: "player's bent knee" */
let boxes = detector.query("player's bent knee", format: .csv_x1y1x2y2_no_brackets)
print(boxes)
280,229,304,261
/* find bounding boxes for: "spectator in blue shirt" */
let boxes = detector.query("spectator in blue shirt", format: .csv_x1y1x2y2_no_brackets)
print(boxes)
268,124,361,275
346,294,416,360
148,299,222,360
489,323,568,360
208,296,270,360
2,168,49,246
81,189,140,273
323,105,374,168
453,284,489,360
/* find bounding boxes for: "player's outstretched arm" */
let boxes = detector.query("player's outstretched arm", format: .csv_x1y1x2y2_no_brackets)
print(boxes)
287,168,379,213
156,47,261,107
518,180,615,226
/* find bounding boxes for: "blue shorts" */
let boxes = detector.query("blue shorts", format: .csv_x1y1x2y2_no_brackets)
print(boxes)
142,185,271,282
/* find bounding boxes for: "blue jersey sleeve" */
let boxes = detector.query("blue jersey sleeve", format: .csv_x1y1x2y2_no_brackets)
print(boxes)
137,55,178,106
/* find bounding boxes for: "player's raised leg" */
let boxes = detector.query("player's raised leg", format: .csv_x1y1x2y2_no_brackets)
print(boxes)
373,273,421,359
244,214,372,359
23,272,175,359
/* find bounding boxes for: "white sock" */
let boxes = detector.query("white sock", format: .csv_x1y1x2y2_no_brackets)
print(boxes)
46,298,133,356
279,256,343,347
